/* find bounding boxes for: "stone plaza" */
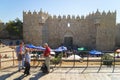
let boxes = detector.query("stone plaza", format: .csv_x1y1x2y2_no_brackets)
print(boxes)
1,66,120,80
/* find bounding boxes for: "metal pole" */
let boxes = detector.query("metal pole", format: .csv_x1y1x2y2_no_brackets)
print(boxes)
114,52,115,66
87,52,89,67
12,51,15,66
101,53,103,65
97,53,103,73
0,53,1,68
113,52,115,72
74,50,75,67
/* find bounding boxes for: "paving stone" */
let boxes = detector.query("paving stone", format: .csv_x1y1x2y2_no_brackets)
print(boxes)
0,67,120,80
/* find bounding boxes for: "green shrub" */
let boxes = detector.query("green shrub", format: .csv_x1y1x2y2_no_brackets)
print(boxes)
102,53,113,66
52,53,63,64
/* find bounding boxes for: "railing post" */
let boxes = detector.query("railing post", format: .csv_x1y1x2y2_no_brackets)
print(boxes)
12,51,15,66
0,53,1,68
74,51,75,67
113,52,115,72
87,53,89,67
114,52,115,66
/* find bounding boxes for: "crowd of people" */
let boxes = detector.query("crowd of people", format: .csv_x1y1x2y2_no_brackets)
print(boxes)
15,41,51,76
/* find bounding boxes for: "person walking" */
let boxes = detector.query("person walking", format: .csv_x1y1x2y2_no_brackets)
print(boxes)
43,43,51,73
16,41,25,71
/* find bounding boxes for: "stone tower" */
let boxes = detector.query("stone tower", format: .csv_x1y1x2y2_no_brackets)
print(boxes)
95,10,116,51
116,23,120,47
23,9,48,45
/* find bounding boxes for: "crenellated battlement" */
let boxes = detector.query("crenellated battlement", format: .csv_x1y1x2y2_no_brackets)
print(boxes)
23,9,116,21
23,9,49,17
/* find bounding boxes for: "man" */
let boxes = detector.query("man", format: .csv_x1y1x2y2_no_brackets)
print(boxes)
43,43,51,73
16,41,25,71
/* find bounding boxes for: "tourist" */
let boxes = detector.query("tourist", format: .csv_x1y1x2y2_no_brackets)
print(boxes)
16,41,25,71
24,48,31,76
43,43,51,73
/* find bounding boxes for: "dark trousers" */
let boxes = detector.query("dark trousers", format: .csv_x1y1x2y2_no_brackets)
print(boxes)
24,62,30,75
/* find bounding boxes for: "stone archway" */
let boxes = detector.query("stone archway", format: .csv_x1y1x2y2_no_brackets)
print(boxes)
64,31,74,49
64,36,73,49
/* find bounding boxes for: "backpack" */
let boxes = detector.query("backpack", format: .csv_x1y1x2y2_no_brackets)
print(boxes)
41,63,48,73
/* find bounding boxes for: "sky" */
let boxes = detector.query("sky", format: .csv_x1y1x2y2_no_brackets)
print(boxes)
0,0,120,23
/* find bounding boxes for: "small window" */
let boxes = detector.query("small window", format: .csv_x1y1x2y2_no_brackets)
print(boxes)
67,22,70,27
42,16,44,20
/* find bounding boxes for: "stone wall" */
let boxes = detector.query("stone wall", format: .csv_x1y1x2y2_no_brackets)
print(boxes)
23,9,117,51
116,24,120,47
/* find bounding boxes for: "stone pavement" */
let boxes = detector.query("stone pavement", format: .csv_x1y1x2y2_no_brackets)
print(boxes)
1,66,120,80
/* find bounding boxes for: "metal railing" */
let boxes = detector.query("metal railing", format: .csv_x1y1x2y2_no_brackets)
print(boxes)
0,50,120,71
0,50,15,69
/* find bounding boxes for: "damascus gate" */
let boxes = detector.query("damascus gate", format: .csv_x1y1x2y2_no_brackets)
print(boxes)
23,9,117,51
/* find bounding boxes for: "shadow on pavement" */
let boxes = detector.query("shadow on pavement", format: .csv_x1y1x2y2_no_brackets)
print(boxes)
0,70,18,80
13,74,25,80
29,71,46,80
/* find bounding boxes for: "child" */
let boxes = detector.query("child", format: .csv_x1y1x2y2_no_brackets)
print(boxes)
24,48,31,76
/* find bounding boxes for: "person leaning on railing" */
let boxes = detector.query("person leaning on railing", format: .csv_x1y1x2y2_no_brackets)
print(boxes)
15,41,25,72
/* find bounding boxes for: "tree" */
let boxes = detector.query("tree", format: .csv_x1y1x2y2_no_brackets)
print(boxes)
6,18,23,39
